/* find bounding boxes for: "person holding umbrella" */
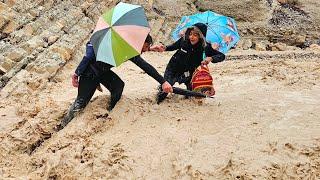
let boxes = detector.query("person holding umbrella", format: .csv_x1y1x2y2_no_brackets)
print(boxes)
152,11,240,104
152,23,226,104
60,2,172,128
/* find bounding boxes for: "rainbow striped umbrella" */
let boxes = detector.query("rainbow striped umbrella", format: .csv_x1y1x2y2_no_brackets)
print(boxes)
90,2,150,67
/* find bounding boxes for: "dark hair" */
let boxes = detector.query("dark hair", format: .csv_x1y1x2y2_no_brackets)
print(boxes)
145,34,153,45
184,27,206,47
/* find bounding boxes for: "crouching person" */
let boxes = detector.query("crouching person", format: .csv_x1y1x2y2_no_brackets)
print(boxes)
60,35,173,128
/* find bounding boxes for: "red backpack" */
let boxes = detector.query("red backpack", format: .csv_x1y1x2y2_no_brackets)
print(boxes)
191,65,215,96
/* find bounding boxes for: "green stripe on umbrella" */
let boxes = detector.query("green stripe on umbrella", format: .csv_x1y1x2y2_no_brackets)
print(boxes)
102,7,114,26
111,29,139,66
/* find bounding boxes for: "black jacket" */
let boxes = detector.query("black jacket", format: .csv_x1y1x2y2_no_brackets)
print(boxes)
75,42,166,84
165,38,225,76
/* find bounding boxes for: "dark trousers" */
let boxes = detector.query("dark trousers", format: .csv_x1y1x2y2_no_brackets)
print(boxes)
61,68,124,127
157,64,192,104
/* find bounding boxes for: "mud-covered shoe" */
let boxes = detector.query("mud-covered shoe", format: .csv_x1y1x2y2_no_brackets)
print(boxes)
59,102,82,129
60,113,74,128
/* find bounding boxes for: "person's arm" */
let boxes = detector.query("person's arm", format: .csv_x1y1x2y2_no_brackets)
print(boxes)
75,56,91,76
72,42,95,87
130,56,173,93
149,38,183,52
75,42,95,76
204,44,225,63
165,38,183,51
130,56,166,84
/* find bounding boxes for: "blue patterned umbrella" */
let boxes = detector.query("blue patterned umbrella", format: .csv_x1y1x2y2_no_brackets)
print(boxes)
172,11,240,54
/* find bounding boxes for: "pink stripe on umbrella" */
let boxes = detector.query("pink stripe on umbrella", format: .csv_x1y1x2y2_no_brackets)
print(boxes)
112,25,150,52
93,17,110,33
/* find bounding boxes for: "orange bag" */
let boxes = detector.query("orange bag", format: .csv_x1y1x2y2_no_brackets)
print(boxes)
191,65,215,96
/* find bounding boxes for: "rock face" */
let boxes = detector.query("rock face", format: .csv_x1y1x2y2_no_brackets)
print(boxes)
194,0,319,43
0,1,320,179
0,0,320,90
194,0,271,23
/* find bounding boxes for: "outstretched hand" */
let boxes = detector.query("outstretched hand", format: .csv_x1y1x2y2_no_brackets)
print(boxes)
162,81,173,93
72,74,79,87
150,44,166,52
201,57,213,66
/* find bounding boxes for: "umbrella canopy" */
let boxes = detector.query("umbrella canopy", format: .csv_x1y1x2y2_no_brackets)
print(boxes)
172,11,240,54
90,2,150,67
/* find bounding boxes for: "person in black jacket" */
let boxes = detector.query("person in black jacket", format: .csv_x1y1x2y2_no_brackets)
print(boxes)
60,34,173,128
152,23,225,104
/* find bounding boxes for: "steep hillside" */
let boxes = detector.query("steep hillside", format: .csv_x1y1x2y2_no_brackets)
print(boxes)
0,0,320,179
